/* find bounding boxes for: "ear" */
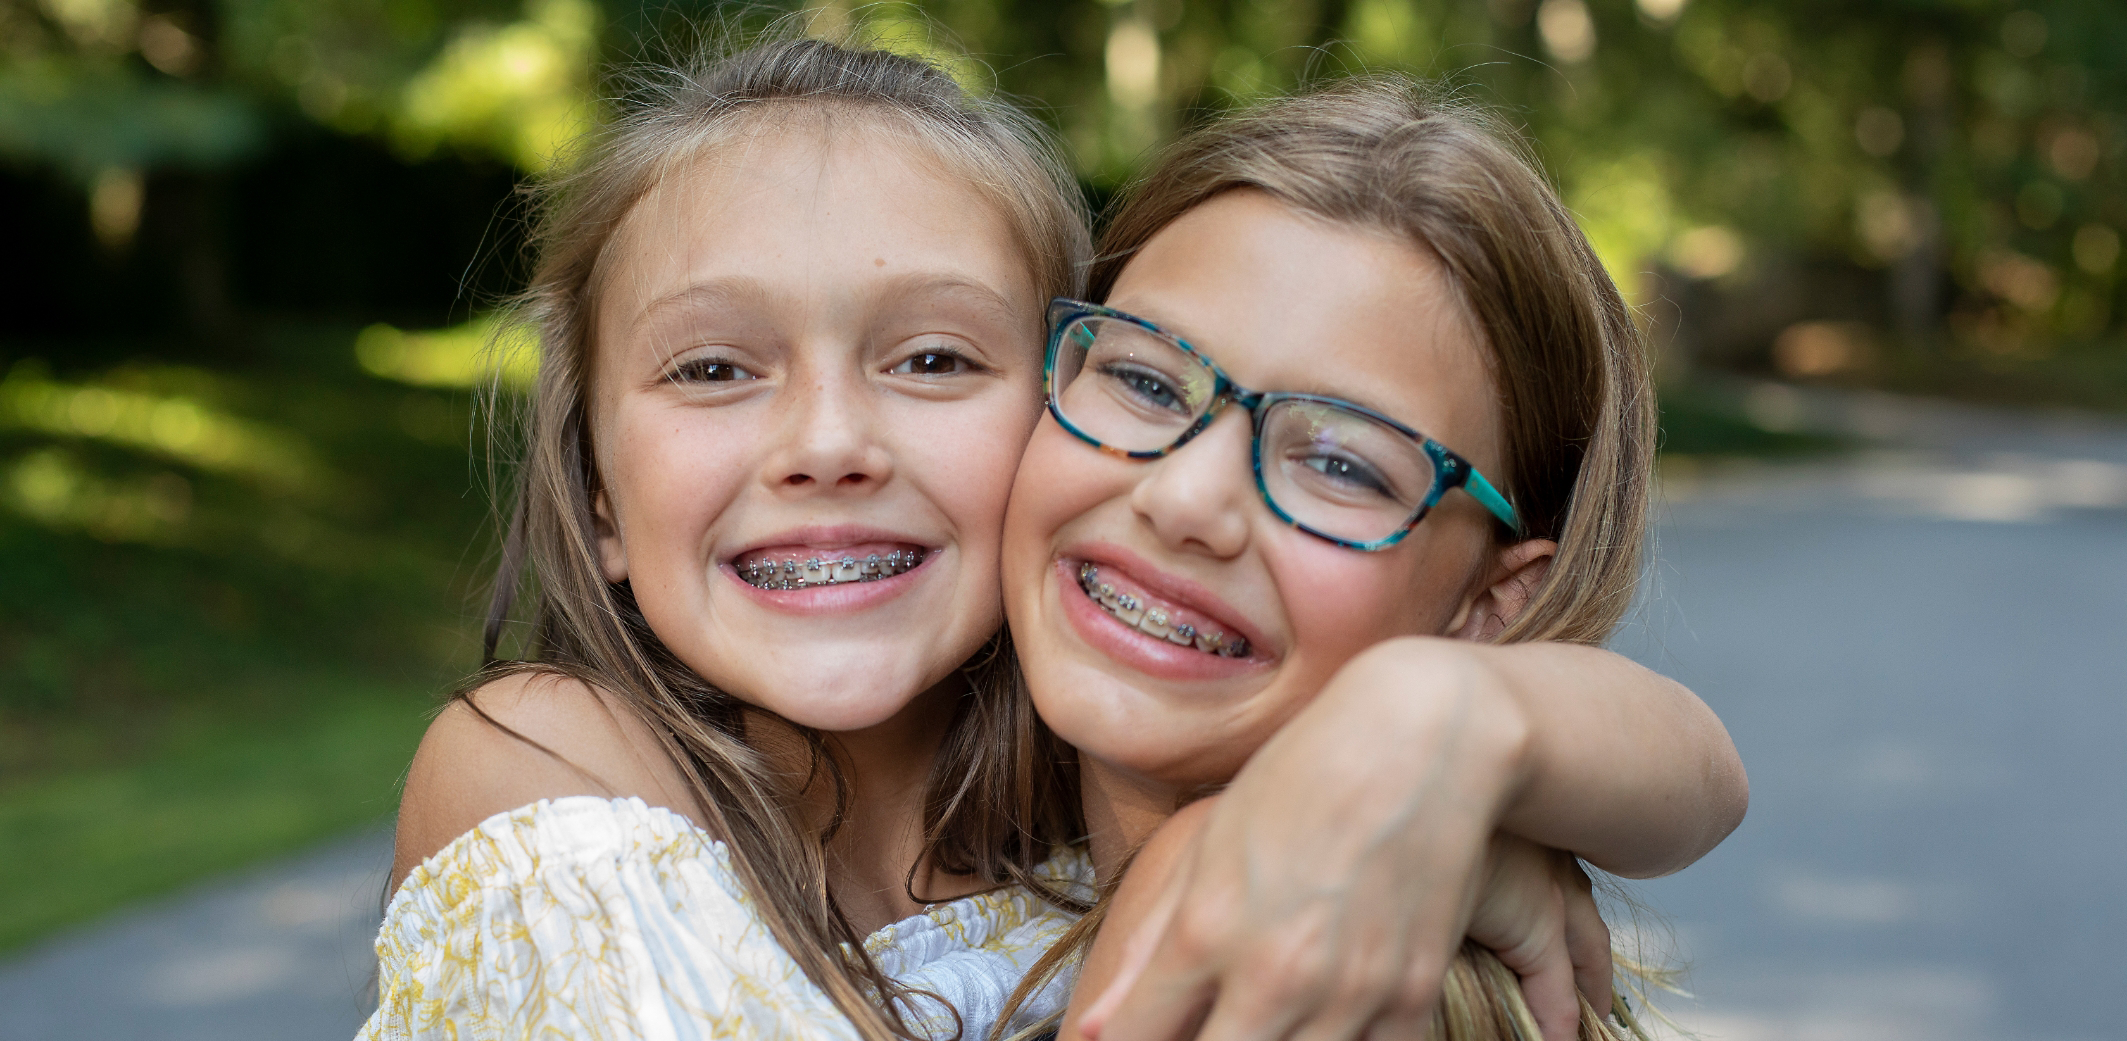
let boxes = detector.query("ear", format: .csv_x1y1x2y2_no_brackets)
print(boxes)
592,489,629,583
1447,538,1557,642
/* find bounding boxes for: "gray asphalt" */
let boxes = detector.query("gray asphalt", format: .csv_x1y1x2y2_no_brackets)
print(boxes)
0,828,393,1039
1616,387,2127,1041
2,384,2120,1040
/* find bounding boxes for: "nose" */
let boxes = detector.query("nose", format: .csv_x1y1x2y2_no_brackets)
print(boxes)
1128,406,1254,558
760,361,894,496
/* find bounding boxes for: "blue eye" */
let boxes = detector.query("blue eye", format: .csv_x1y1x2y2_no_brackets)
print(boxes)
1299,452,1394,496
1099,362,1190,415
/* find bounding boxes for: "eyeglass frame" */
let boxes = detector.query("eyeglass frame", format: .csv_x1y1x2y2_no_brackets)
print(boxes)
1042,298,1523,551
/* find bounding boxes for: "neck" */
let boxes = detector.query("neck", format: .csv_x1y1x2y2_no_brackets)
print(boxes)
754,677,974,935
1078,759,1188,883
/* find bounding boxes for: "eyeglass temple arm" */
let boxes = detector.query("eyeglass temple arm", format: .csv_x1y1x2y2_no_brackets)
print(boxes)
1461,469,1523,535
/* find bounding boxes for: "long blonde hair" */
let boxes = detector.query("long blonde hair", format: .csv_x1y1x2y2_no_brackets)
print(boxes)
473,35,1090,1041
1000,75,1659,1040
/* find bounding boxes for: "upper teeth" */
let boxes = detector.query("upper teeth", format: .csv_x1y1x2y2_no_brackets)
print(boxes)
740,549,925,590
1076,562,1249,658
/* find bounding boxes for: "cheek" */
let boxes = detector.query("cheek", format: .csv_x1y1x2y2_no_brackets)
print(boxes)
1270,528,1471,663
914,396,1044,545
601,408,754,560
1004,420,1117,559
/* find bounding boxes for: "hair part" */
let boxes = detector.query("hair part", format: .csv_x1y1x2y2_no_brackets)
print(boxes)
473,32,1089,1041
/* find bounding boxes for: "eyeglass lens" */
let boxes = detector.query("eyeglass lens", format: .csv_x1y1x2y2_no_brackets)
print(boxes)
1053,316,1438,544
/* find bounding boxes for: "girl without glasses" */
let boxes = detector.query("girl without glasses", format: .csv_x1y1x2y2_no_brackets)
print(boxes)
367,36,1743,1041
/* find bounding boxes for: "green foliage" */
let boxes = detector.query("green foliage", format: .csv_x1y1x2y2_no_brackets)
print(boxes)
6,0,2123,354
0,324,488,949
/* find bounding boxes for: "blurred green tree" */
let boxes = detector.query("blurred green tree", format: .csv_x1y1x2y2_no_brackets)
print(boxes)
1,0,2123,369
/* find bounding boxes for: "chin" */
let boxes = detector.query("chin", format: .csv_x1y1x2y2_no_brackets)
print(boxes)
750,675,935,732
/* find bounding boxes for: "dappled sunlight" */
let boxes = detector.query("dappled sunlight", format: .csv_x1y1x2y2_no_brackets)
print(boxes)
0,365,318,494
354,317,536,390
1568,153,1677,300
393,0,600,171
4,447,193,545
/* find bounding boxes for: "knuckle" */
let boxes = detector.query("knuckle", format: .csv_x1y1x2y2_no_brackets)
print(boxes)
1387,955,1448,1018
1168,895,1241,963
1240,926,1340,1004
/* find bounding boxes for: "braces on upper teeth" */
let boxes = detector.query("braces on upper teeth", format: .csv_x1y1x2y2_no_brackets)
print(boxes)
740,549,926,590
1077,562,1250,658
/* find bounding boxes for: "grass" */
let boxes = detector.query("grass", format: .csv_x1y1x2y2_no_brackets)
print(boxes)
0,684,432,951
0,322,490,954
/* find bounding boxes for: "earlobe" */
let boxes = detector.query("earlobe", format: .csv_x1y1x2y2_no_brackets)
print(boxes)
593,490,629,583
1450,538,1558,642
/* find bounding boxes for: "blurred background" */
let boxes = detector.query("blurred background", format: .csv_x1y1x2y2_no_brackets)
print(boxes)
0,0,2121,1037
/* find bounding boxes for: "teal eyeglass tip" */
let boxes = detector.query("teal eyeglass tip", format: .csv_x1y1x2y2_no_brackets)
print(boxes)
1464,468,1522,535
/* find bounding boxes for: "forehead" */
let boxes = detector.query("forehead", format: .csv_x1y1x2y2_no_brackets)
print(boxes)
1107,189,1503,474
592,114,1034,336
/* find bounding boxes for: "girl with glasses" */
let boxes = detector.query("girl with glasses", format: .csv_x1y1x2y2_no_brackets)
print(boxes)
998,77,1736,1041
365,33,1742,1041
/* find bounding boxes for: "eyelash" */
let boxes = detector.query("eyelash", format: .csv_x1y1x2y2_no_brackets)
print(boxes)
891,347,980,376
669,357,753,383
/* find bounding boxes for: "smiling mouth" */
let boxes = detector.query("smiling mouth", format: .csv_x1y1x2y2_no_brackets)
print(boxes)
1076,561,1251,658
738,549,927,590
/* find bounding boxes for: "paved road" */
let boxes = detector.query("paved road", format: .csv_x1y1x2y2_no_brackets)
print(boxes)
0,828,393,1040
2,385,2120,1040
1616,387,2127,1041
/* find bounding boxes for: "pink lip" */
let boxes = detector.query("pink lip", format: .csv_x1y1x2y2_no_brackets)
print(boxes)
1054,544,1270,682
723,525,936,615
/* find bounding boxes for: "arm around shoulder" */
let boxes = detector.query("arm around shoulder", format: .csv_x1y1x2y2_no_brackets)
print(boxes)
1375,637,1749,878
390,669,708,893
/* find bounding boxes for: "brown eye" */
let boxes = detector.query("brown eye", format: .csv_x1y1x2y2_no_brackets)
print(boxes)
892,351,967,376
675,359,753,383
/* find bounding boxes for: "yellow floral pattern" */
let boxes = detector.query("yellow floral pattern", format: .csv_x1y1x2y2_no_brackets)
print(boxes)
360,796,1091,1041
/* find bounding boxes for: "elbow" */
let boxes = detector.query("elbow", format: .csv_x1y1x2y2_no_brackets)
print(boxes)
1706,746,1750,853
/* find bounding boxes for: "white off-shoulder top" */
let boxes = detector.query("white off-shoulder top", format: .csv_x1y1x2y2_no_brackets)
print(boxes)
360,796,1091,1041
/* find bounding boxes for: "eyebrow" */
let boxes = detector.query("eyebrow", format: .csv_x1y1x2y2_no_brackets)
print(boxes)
630,277,777,334
630,272,1026,338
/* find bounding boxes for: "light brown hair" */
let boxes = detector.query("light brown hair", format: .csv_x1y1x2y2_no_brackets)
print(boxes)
999,74,1658,1040
473,35,1090,1041
1087,76,1654,646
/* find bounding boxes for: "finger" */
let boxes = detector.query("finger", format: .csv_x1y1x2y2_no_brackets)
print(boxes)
1558,861,1614,1018
1506,918,1579,1041
1182,973,1309,1041
1180,913,1364,1041
1477,884,1576,1041
1356,1010,1432,1041
1094,970,1217,1041
1080,876,1189,1040
1283,963,1409,1041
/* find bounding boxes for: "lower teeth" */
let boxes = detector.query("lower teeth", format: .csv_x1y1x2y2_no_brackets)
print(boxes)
1076,562,1249,658
739,549,926,590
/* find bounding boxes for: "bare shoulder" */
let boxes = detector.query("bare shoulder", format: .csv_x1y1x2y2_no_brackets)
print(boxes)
390,670,708,892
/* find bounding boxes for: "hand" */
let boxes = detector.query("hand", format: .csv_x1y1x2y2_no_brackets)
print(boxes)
1464,834,1613,1041
1077,640,1534,1041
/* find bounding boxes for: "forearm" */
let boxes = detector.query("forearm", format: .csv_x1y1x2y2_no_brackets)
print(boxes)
1461,638,1747,877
